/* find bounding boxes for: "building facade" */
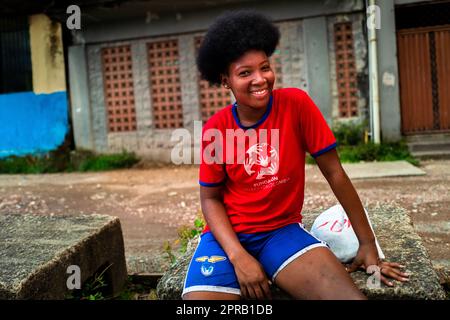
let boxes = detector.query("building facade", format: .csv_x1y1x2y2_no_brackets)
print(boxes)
67,0,450,161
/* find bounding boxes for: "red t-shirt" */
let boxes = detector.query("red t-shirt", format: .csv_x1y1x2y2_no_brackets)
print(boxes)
199,88,336,234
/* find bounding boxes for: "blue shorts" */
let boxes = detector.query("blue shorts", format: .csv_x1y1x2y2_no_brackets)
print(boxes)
182,223,328,297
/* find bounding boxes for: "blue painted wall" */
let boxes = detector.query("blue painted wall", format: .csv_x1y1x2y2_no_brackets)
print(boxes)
0,91,68,158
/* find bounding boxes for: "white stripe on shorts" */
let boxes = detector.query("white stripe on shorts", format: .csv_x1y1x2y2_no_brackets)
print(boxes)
182,285,241,298
272,242,328,282
271,224,329,282
298,223,329,246
182,236,202,294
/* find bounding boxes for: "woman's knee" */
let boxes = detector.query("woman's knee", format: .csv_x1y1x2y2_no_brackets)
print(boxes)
274,247,366,300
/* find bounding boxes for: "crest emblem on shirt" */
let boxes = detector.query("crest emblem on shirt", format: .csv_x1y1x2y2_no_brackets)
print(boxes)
195,256,227,277
244,143,279,179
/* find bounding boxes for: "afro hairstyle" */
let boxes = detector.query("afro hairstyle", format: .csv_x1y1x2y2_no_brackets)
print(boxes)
196,10,280,86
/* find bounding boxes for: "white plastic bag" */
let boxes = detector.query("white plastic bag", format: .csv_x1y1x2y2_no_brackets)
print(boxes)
310,204,385,263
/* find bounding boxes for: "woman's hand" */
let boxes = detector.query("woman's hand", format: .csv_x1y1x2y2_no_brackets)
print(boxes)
346,241,410,287
231,251,272,300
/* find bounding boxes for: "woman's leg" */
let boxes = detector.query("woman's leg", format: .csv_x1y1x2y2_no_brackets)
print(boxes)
183,291,240,300
274,246,366,300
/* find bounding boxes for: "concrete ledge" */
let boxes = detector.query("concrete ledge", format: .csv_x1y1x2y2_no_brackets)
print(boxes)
0,214,128,299
156,205,446,300
341,161,426,180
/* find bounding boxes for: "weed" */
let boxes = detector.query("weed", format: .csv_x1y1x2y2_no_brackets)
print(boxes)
332,120,367,146
70,150,139,172
162,213,205,265
337,141,419,166
0,150,139,174
115,275,160,300
305,121,419,166
66,264,112,300
0,154,57,174
163,240,178,265
177,216,205,254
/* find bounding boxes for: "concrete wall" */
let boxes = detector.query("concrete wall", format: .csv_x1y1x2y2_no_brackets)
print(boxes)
377,0,402,141
68,45,93,150
277,21,308,91
303,17,332,123
0,92,68,158
29,14,66,94
86,45,108,153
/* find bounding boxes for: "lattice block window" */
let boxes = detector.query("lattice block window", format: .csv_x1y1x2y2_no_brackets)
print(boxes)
195,36,232,122
270,48,283,89
148,39,183,129
334,22,358,118
102,45,137,132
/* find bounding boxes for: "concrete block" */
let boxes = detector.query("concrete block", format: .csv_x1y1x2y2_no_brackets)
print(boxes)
0,214,127,299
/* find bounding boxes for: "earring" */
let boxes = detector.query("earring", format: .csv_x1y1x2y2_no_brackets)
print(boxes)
223,83,230,89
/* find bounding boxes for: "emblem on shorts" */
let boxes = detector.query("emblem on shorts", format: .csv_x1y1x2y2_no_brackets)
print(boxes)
195,256,227,277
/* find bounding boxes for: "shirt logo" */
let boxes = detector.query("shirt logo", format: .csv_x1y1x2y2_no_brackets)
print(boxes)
195,255,227,277
244,143,279,179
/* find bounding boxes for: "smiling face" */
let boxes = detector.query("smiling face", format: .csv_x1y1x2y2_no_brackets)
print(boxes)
222,50,275,111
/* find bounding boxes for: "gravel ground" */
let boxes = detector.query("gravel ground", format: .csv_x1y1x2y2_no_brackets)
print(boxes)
0,159,449,285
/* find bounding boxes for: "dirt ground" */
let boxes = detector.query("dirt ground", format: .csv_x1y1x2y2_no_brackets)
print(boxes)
0,160,449,282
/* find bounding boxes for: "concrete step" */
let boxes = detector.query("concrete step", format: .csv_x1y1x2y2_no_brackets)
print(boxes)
409,141,450,152
406,134,450,158
341,161,425,179
405,133,450,143
0,214,128,299
410,148,450,159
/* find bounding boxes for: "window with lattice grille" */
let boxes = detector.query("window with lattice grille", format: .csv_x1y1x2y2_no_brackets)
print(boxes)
102,45,137,132
334,22,358,118
0,16,32,94
195,36,232,122
148,39,183,129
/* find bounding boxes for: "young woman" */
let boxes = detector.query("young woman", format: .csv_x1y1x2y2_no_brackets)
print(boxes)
182,10,409,300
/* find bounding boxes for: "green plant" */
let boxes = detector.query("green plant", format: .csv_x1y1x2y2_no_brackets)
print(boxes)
116,276,136,300
66,264,112,300
0,150,139,174
163,240,177,265
303,121,419,166
306,141,418,165
306,154,315,164
162,214,205,265
0,154,57,174
177,216,205,254
332,121,367,146
115,276,160,300
72,150,139,172
337,141,419,166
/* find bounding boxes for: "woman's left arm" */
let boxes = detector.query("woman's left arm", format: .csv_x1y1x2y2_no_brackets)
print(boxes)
314,149,410,286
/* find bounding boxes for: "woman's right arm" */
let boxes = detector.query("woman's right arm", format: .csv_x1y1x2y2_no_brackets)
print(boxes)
200,185,272,300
